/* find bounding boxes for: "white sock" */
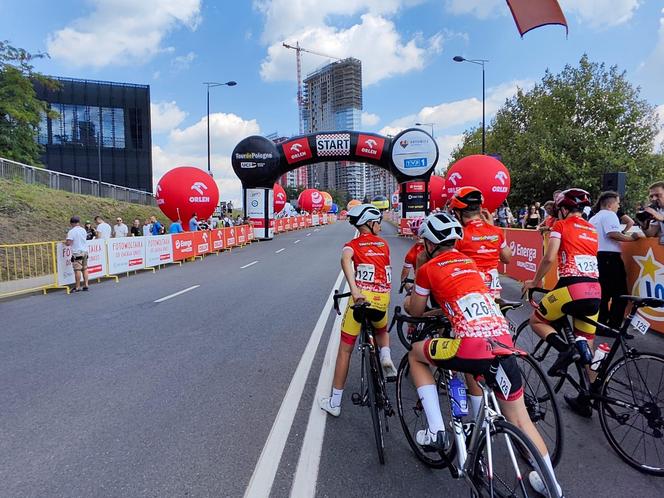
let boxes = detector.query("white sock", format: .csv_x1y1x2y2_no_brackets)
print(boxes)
542,453,562,494
380,346,391,362
330,388,343,408
469,395,483,419
417,384,445,433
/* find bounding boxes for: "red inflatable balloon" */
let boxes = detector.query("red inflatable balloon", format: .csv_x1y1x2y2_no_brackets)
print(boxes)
274,183,287,214
156,166,220,225
298,189,324,212
321,191,333,213
428,175,448,211
445,155,510,211
347,199,361,210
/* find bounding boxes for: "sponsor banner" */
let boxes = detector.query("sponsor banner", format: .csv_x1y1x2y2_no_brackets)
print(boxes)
321,214,327,225
316,133,350,157
311,215,319,226
391,129,438,177
399,219,413,236
226,227,237,247
247,223,255,241
283,137,313,165
276,218,284,232
246,188,265,219
299,216,306,228
193,231,211,256
107,237,145,274
145,235,173,267
285,218,292,231
622,238,664,334
355,134,385,160
172,233,195,261
86,239,107,278
211,228,226,251
406,181,426,193
503,229,543,282
56,243,75,285
237,225,247,245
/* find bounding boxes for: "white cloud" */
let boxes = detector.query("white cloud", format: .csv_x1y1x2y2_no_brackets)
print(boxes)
445,0,501,19
640,9,664,88
655,104,664,152
260,14,442,86
361,112,380,127
151,101,187,134
435,134,464,171
47,0,201,67
171,51,196,71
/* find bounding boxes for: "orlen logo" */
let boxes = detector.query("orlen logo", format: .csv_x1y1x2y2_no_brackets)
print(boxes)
277,192,286,201
356,134,385,160
283,138,312,164
190,182,211,203
311,191,323,204
448,172,462,186
492,171,509,193
495,171,508,185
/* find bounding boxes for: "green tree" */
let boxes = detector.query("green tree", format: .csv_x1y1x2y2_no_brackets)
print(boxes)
451,55,663,207
0,41,57,165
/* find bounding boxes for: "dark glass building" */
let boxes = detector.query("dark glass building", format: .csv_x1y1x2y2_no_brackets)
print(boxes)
34,77,152,192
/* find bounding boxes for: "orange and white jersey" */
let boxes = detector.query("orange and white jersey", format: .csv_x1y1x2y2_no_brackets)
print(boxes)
343,233,392,292
455,219,506,297
415,249,508,339
550,217,599,278
403,242,424,269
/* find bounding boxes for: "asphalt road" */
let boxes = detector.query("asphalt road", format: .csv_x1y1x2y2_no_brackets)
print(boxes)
1,221,663,497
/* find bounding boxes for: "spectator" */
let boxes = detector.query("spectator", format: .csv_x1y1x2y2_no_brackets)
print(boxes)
535,201,546,220
537,201,556,233
523,205,541,229
590,191,645,330
84,220,96,240
130,218,141,237
643,181,664,240
496,200,513,228
169,219,184,234
198,218,210,231
517,204,528,227
65,216,89,292
189,212,199,231
94,216,112,239
150,215,163,236
223,213,233,227
113,217,128,238
142,218,151,236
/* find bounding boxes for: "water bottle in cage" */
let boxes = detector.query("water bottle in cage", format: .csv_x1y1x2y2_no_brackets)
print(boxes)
448,375,469,417
590,343,611,371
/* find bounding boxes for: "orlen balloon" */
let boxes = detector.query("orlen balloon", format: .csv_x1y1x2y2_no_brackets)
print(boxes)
298,189,325,212
445,155,510,211
347,199,361,211
428,175,448,211
274,183,287,214
320,191,333,213
156,166,219,223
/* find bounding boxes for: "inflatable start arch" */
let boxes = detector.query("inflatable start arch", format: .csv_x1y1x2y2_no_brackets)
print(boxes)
232,128,438,239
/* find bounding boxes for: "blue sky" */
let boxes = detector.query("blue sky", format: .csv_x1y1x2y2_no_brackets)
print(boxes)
1,0,663,203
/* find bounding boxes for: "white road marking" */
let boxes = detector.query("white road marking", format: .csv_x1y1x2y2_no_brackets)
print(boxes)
294,239,301,244
244,270,344,498
306,233,312,237
240,261,258,269
314,228,320,232
275,248,285,254
290,283,348,498
153,285,200,303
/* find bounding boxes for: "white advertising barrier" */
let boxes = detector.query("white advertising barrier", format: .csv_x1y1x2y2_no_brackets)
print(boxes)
56,240,108,285
246,187,274,239
106,237,146,274
145,234,174,267
312,214,320,226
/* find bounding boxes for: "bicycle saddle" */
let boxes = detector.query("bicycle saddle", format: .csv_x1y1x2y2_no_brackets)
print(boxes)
620,295,664,309
487,338,527,357
495,298,523,311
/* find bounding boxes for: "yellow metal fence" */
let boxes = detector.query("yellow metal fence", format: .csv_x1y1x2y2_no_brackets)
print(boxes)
0,242,59,298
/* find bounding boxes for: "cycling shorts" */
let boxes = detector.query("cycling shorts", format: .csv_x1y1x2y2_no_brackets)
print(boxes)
422,335,523,401
535,276,601,339
341,290,389,345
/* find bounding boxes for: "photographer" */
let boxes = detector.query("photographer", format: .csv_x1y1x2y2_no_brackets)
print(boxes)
642,181,664,240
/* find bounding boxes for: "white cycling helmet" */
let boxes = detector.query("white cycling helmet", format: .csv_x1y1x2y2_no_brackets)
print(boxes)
347,203,382,227
418,212,463,244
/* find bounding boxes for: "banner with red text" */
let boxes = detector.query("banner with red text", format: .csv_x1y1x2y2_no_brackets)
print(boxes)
145,235,174,267
107,237,145,274
172,233,195,261
502,229,543,282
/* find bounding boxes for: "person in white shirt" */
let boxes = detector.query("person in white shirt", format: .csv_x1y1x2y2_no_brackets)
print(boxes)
65,216,89,292
113,217,128,238
142,218,152,236
95,216,112,239
590,191,644,329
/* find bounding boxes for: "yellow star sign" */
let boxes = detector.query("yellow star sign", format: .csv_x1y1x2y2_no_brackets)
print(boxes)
633,248,663,282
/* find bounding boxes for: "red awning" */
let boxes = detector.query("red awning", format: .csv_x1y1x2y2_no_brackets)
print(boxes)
506,0,568,37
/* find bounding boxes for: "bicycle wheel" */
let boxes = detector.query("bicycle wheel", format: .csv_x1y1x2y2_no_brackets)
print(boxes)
395,354,454,468
513,320,566,393
598,352,664,475
515,355,563,467
469,419,562,498
365,347,385,464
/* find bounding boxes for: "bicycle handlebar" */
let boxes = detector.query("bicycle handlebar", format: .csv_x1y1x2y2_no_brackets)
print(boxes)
389,305,449,351
526,287,550,308
332,289,371,315
399,278,414,294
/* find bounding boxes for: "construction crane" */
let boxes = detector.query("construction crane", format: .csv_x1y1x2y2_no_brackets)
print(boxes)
282,42,342,135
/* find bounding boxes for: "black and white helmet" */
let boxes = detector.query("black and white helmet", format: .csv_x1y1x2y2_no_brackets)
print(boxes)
418,213,463,244
347,204,382,227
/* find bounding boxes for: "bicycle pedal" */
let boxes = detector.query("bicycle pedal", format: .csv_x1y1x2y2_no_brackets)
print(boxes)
351,392,362,405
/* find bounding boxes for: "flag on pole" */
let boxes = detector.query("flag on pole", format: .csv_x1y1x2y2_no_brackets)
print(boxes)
506,0,568,37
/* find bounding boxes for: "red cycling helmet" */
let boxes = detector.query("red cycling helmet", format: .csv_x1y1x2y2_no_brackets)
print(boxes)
449,186,484,210
554,188,591,210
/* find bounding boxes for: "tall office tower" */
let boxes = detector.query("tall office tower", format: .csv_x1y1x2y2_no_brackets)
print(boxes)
302,58,365,199
365,167,398,200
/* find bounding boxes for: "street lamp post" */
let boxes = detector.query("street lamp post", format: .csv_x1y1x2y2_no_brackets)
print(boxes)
203,81,237,176
415,122,435,138
453,56,488,154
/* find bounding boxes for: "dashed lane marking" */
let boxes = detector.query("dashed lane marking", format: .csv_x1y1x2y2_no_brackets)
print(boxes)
240,261,258,269
153,285,200,303
275,248,285,254
294,240,301,244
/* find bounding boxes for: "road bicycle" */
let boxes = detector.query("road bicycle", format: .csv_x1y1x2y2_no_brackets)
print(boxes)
513,288,664,475
333,290,394,464
390,309,562,497
391,298,562,468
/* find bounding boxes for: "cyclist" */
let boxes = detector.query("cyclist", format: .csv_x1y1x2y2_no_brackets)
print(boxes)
406,213,562,495
320,204,397,417
523,188,600,417
399,218,424,292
